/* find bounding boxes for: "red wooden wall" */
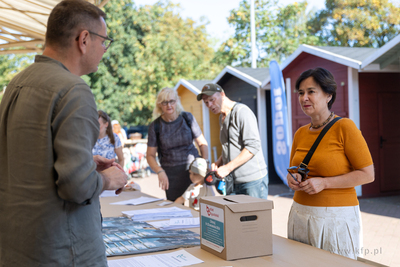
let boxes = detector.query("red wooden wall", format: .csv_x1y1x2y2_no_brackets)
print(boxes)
359,72,400,197
282,53,349,134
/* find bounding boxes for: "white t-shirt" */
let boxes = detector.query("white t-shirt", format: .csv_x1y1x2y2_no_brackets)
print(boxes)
182,184,215,210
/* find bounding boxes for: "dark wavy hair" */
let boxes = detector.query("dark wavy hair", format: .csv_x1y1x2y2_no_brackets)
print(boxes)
45,0,106,49
98,110,115,145
295,67,337,110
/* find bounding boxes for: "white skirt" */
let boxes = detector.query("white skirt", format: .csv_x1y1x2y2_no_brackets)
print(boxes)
288,201,363,259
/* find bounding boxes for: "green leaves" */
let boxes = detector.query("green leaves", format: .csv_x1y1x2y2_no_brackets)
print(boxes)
308,0,400,47
0,54,34,99
3,0,400,124
213,0,320,67
87,0,222,126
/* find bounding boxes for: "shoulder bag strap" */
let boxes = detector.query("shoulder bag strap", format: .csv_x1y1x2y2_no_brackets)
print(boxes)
154,117,162,160
181,112,193,139
300,117,342,168
227,103,238,176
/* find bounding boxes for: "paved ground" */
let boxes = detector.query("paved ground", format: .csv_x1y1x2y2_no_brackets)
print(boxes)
131,174,400,267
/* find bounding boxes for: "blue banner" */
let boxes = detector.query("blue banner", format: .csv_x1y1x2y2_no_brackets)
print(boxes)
269,60,290,186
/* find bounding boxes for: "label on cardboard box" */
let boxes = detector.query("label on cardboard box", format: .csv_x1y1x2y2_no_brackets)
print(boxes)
200,203,224,253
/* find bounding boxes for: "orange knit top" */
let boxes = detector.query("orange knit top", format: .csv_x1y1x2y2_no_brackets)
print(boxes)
291,117,373,207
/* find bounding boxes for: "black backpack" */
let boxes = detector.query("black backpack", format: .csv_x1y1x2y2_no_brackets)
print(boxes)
154,112,192,161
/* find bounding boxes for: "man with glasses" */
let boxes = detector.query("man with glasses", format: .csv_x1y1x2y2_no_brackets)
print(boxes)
197,83,269,199
88,30,114,50
0,0,126,266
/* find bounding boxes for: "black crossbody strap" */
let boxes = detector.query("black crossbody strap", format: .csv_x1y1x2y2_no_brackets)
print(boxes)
300,117,342,168
154,117,162,160
181,112,193,139
227,103,238,173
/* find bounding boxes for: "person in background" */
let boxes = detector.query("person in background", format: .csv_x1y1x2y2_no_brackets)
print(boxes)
147,87,209,201
197,83,268,199
287,67,374,259
112,119,127,146
0,0,127,266
175,158,215,210
93,110,125,169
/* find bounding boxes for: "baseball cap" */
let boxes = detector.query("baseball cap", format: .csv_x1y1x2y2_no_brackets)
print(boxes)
196,83,224,101
111,120,119,126
189,158,208,177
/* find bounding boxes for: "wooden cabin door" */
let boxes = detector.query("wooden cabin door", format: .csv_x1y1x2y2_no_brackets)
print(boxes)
378,93,400,192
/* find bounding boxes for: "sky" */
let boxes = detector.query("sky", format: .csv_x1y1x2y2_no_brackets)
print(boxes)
133,0,326,45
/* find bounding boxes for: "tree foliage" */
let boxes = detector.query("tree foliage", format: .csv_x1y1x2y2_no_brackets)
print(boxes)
3,0,400,120
0,54,34,101
213,0,320,67
308,0,400,47
85,0,222,126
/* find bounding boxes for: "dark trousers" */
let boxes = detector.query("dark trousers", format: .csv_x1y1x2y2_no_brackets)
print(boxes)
163,164,191,201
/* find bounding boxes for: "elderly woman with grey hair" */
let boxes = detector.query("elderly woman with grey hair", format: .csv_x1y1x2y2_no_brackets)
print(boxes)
146,88,209,201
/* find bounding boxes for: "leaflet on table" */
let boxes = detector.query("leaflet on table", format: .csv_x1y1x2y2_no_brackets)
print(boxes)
102,217,200,257
105,237,200,257
102,217,152,229
110,196,163,205
169,218,199,227
100,190,119,198
107,249,203,267
157,201,173,206
148,218,200,230
103,229,199,242
122,206,193,221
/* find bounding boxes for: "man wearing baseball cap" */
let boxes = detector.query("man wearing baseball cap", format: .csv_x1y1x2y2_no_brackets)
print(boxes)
197,83,268,199
196,83,224,101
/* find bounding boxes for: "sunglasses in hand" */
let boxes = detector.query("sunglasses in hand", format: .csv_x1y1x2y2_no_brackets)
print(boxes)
287,165,310,182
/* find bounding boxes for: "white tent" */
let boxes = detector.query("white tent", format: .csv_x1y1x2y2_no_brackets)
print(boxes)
0,0,109,55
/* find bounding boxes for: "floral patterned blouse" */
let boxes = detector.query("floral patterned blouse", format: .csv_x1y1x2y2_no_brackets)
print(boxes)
92,133,122,159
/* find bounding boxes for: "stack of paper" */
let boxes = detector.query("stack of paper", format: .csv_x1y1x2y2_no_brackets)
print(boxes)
107,249,204,267
100,190,119,198
122,206,193,221
102,217,200,257
110,196,163,206
148,217,200,230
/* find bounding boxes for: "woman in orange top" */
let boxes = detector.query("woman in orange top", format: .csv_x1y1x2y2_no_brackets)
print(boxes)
287,67,374,259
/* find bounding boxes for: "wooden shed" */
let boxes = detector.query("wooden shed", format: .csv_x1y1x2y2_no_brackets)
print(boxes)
261,40,400,197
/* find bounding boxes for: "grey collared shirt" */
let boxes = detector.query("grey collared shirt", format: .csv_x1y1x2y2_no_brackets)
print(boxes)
0,55,106,266
220,103,268,183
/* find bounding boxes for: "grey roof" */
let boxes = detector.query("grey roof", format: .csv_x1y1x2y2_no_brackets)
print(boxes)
315,46,378,62
367,49,400,67
234,67,270,82
360,35,400,69
186,80,213,90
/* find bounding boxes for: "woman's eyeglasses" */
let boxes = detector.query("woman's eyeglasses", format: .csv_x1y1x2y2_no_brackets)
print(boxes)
161,100,176,106
287,165,309,182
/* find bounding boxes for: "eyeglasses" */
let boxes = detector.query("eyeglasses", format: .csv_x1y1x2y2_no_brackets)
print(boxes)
88,31,114,50
161,100,176,106
287,165,309,182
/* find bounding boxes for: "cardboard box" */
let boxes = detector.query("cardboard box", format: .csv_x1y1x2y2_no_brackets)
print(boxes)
200,195,274,260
